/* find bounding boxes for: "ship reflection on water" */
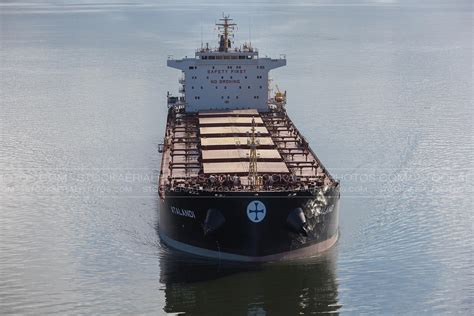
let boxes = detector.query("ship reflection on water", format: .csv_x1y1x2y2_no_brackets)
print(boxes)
158,246,340,315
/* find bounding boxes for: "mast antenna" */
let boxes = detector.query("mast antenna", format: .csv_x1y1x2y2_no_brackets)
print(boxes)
249,22,252,47
200,23,203,49
216,14,236,52
247,117,260,189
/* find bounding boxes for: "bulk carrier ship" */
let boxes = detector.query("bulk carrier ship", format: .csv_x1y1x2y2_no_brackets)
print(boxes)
158,16,340,262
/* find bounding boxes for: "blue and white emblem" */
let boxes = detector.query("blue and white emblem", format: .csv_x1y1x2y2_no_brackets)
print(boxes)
247,200,266,223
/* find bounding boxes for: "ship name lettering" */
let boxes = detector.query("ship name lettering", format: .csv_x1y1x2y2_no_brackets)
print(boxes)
171,206,196,219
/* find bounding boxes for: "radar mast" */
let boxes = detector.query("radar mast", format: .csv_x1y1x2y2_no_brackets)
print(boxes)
216,14,236,52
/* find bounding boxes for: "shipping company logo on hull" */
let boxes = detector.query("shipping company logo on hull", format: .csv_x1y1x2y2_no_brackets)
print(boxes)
171,206,196,219
247,200,266,223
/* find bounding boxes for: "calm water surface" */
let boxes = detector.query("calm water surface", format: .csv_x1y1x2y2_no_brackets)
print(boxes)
1,0,472,314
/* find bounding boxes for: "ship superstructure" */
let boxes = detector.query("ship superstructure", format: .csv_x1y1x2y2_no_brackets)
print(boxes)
167,16,285,112
158,16,340,261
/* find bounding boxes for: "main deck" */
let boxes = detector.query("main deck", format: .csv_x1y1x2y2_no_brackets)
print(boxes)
158,107,336,197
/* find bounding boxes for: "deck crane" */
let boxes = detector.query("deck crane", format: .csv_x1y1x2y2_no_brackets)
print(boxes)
275,84,286,103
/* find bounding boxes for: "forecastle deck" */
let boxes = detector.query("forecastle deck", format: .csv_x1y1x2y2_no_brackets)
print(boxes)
158,108,337,198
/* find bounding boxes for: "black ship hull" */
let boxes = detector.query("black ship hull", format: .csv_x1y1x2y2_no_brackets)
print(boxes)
158,187,339,262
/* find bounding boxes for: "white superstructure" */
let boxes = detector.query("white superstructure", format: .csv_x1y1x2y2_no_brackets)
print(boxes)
167,15,286,112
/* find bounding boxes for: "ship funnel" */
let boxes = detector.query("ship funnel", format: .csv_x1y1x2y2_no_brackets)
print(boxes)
203,208,226,235
286,208,309,236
